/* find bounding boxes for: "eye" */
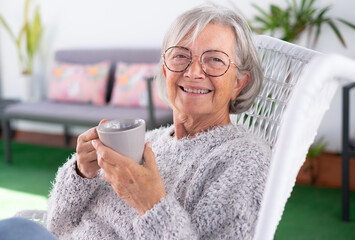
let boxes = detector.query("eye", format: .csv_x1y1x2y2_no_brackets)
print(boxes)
173,54,189,59
202,50,230,67
204,56,227,67
211,57,224,63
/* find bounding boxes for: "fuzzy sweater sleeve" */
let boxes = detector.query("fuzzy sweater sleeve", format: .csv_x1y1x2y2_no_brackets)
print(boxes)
133,194,198,239
46,154,101,237
133,143,270,240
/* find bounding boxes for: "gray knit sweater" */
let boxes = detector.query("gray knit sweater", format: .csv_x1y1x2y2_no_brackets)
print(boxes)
46,124,271,240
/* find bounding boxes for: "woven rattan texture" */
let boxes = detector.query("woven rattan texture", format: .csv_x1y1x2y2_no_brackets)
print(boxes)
234,38,314,148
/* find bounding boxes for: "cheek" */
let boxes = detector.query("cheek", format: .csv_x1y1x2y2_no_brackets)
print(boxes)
215,75,236,99
166,74,176,91
165,72,180,99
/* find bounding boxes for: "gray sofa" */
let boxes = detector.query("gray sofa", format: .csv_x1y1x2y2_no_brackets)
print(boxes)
2,48,173,163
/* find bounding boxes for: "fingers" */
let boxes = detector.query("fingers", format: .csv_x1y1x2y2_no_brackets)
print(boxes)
76,119,107,146
77,148,97,163
77,119,108,151
91,139,134,167
77,127,99,144
75,120,108,179
91,139,166,215
76,140,95,156
92,140,157,173
76,144,100,178
91,139,139,187
143,142,158,171
77,159,100,178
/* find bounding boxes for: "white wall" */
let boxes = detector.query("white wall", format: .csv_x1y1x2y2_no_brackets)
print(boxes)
0,0,354,152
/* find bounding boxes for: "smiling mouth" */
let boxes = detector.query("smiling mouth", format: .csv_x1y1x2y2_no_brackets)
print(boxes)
180,86,212,94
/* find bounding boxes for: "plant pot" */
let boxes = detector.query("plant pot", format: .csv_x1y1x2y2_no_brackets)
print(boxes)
296,152,355,190
297,156,320,185
19,74,35,102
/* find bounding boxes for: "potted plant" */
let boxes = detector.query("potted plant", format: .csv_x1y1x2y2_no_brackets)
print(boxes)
298,137,327,185
0,0,43,100
250,0,355,48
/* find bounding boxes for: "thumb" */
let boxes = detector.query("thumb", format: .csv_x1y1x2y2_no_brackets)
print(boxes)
143,142,157,170
94,119,108,139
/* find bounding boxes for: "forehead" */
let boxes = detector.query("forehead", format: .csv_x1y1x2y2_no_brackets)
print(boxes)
178,23,236,54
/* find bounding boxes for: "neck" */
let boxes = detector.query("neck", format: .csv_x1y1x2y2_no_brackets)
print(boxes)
173,110,231,139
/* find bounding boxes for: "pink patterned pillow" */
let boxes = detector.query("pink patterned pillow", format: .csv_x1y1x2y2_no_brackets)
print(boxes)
48,61,110,105
110,62,170,109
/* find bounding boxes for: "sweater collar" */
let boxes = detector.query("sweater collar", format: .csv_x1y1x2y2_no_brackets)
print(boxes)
168,123,246,142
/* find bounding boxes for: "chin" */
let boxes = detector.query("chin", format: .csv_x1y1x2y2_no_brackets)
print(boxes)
177,105,209,116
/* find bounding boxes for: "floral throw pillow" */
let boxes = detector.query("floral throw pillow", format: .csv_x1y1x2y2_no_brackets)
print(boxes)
110,62,170,109
48,61,110,105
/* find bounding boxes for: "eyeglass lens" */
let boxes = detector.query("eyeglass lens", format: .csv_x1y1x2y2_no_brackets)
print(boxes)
164,47,231,77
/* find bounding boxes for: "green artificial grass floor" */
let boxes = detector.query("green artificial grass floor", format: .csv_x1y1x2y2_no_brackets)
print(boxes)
275,186,355,240
0,141,73,219
1,140,355,239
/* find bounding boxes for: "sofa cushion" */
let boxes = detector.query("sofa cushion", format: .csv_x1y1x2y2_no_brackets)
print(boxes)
48,61,110,105
110,62,170,109
4,101,173,127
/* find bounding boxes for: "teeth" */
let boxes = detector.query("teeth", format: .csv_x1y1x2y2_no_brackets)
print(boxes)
183,87,209,94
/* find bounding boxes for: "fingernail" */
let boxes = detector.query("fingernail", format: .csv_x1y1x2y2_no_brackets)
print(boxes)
99,119,107,125
147,142,152,148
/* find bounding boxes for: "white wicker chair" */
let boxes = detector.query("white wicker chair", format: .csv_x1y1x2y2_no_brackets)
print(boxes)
236,35,355,240
16,35,355,239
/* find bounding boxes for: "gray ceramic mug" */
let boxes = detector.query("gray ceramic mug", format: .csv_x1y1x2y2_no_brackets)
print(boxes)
97,119,146,164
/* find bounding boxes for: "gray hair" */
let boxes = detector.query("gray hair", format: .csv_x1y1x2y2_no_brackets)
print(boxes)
156,4,263,114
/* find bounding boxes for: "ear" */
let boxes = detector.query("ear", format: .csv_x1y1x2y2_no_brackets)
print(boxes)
231,71,250,101
162,64,167,79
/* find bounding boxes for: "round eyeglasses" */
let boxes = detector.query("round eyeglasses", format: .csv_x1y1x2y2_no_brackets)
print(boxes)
163,46,238,77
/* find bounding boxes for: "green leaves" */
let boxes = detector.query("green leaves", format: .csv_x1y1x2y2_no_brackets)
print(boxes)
0,0,43,74
251,0,355,48
0,16,17,43
307,137,327,159
26,6,43,74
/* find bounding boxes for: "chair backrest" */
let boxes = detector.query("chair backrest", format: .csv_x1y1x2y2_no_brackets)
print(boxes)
247,35,321,240
232,35,355,240
232,35,320,148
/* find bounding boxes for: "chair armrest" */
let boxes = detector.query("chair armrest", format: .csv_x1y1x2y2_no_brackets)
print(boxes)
14,210,47,226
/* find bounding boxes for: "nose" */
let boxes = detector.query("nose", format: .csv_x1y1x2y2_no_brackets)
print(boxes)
184,56,205,79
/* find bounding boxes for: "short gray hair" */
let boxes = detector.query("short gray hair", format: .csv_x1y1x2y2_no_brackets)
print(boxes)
156,4,263,114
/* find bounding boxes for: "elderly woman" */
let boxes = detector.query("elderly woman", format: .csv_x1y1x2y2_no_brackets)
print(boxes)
46,5,271,240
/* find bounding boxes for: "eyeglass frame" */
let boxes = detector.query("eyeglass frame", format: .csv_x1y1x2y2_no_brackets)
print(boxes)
163,46,238,77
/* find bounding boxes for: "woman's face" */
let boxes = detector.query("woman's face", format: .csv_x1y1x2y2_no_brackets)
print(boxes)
163,23,249,120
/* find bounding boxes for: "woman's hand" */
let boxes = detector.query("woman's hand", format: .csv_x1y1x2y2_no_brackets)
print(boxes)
76,119,107,178
91,140,167,216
